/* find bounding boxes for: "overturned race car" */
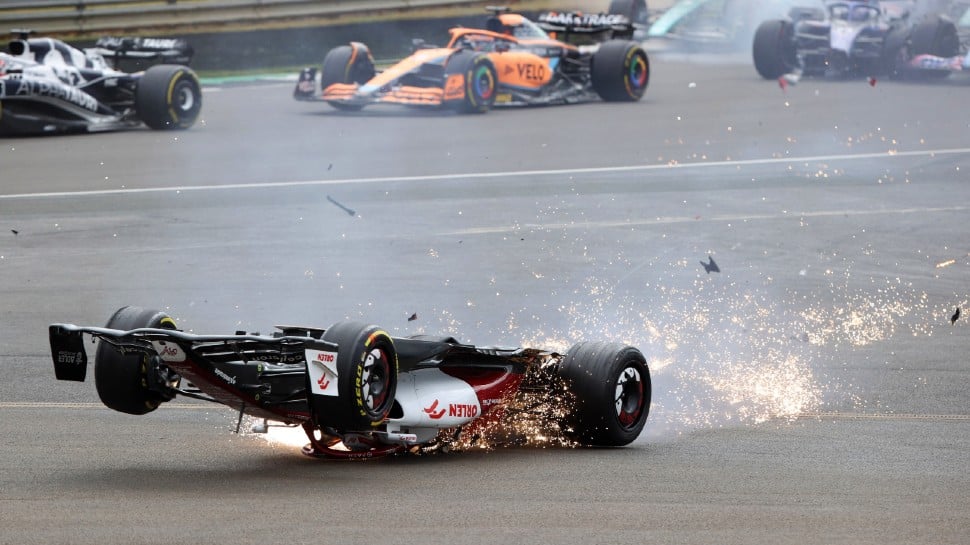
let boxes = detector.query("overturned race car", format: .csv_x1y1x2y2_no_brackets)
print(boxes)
0,31,201,135
293,7,650,113
752,0,962,81
49,306,652,459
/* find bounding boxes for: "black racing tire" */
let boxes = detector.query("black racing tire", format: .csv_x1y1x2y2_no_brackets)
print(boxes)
557,342,651,446
907,16,960,79
320,43,376,111
608,0,648,25
443,50,497,114
135,65,202,130
591,40,650,102
752,19,797,79
95,306,179,415
312,321,398,431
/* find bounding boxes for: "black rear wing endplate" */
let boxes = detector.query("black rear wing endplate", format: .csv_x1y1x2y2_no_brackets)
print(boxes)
49,324,88,382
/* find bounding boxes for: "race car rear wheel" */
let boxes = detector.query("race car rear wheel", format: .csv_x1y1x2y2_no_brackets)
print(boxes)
907,16,960,79
443,50,497,114
556,342,651,446
95,306,180,415
591,40,649,102
135,65,202,130
321,43,375,111
752,19,797,79
312,321,398,431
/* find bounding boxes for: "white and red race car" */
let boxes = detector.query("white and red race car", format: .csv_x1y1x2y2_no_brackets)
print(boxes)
49,306,651,459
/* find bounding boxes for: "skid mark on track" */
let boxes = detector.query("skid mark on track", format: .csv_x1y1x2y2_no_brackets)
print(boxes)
2,147,969,200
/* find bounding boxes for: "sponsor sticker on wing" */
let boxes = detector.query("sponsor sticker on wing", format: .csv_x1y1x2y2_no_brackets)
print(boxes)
305,349,339,397
152,341,186,363
444,73,464,100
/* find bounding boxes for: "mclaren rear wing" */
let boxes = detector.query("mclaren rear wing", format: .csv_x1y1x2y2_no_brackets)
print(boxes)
535,11,640,42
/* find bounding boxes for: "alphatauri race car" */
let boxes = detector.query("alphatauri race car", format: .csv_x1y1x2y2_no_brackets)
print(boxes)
0,31,201,135
49,307,652,459
293,7,650,113
752,1,962,81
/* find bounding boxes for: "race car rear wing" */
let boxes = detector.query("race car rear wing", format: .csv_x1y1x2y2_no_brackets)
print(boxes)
535,11,640,42
88,36,193,70
48,324,336,382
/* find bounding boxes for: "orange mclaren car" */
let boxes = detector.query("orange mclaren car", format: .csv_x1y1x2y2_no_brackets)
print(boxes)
293,7,650,114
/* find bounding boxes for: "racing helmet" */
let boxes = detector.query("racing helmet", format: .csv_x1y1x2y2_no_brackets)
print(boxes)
493,13,547,39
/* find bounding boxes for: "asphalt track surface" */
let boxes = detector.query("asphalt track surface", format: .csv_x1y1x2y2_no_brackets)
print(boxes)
1,57,969,544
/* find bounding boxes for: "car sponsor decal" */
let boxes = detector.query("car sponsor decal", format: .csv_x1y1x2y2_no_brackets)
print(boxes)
152,341,186,363
448,403,478,418
213,367,237,385
56,350,85,365
422,399,445,419
538,12,627,27
444,73,464,100
491,52,550,88
305,348,339,397
0,78,99,111
515,62,546,82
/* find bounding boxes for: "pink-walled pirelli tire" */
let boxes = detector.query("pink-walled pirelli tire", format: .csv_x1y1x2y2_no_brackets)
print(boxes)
312,321,398,431
95,306,180,415
135,65,201,130
443,50,497,114
557,341,651,446
591,40,649,102
321,43,375,111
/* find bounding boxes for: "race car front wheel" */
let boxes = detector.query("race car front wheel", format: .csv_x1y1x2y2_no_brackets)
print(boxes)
443,50,497,114
321,43,376,111
95,306,180,415
313,321,398,431
591,40,649,102
135,65,202,130
556,342,651,446
752,19,797,79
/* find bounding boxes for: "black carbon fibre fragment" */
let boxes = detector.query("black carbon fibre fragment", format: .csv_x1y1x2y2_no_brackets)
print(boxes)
701,255,720,274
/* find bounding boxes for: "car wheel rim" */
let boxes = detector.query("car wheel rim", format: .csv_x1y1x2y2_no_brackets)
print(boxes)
473,64,495,101
615,365,644,428
628,53,648,90
361,347,390,413
175,83,195,113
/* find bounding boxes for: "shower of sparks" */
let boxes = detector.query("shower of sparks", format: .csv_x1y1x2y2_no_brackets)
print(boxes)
935,259,955,269
248,221,962,455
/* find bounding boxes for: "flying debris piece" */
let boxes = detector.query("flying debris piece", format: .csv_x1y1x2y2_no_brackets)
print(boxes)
778,73,800,92
327,163,333,171
952,307,961,325
10,230,18,236
326,195,356,216
408,313,418,322
936,259,956,269
867,77,877,87
700,255,720,274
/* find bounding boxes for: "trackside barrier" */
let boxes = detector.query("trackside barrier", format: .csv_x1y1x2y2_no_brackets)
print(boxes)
0,0,543,38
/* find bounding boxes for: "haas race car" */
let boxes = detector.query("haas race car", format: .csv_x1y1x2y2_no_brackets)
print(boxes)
293,6,650,113
49,307,652,459
0,31,201,135
753,0,964,81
